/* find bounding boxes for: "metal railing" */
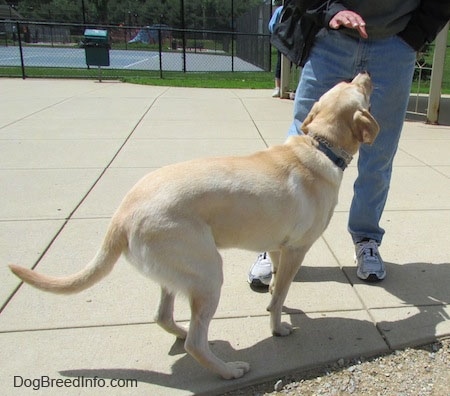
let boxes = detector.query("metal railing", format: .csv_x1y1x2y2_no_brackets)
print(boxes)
0,20,272,79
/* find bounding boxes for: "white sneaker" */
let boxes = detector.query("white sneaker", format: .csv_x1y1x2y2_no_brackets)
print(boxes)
355,240,386,282
272,88,280,98
247,252,272,288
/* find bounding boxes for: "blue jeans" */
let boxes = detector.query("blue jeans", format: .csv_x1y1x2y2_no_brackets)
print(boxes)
288,29,416,244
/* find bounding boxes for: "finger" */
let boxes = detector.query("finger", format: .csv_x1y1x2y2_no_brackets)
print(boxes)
330,14,358,29
349,18,368,38
330,14,368,38
356,24,368,39
329,16,348,29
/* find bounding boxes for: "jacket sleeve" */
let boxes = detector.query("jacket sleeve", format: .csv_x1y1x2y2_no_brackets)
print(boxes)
398,1,450,51
302,1,345,28
309,0,450,51
321,1,347,27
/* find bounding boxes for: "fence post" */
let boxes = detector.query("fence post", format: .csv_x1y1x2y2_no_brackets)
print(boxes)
16,21,26,79
231,0,235,72
180,0,187,72
280,54,290,98
158,27,163,79
427,21,449,124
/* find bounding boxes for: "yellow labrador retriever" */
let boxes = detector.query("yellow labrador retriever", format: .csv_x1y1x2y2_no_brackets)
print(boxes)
10,73,379,380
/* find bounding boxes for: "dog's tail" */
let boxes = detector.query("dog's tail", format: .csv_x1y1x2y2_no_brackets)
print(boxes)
9,223,126,295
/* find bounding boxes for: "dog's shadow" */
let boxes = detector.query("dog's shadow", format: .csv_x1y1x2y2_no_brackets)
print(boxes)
59,314,381,395
60,261,450,394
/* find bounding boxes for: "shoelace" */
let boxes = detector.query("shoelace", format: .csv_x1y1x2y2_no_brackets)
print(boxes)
357,241,381,269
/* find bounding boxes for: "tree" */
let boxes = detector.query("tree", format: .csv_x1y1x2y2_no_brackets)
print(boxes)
15,0,264,26
91,0,108,23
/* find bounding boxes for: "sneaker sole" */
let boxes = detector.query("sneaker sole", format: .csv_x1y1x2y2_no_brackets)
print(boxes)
364,274,384,283
355,255,386,283
248,278,270,291
357,271,386,283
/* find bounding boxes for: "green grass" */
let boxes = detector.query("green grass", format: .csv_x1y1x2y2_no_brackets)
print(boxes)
122,71,274,89
1,43,449,93
2,30,449,92
0,66,149,81
0,66,275,89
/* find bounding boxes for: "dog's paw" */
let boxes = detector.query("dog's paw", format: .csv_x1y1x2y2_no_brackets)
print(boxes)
222,361,250,379
272,322,293,337
160,323,188,339
175,326,188,340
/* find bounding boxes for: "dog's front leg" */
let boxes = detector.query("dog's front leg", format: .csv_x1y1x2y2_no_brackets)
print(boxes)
267,247,306,336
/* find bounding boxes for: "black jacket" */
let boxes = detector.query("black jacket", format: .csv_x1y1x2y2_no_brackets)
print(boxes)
271,0,449,66
270,0,327,66
322,0,450,51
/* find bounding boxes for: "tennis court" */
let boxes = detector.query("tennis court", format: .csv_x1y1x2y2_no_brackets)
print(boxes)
0,45,263,72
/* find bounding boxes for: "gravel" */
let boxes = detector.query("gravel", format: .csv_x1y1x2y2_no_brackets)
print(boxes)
222,337,450,396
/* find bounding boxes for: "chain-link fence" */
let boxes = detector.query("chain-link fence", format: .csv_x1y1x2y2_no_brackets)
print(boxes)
0,19,273,79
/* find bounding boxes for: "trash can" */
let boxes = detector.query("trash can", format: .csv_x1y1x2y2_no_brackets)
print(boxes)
83,29,110,67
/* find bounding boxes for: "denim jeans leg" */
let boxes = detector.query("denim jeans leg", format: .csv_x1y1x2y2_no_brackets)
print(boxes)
287,30,416,245
287,30,359,136
348,36,416,244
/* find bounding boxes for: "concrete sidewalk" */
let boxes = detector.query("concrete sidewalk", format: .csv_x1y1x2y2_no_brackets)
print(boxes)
0,78,449,395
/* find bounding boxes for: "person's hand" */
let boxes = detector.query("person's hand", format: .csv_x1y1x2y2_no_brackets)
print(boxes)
329,10,368,39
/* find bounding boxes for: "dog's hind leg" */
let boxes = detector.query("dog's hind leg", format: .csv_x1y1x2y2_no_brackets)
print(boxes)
184,286,250,379
155,287,188,339
267,247,308,336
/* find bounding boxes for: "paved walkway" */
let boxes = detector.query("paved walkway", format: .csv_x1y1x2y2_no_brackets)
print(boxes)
1,78,449,395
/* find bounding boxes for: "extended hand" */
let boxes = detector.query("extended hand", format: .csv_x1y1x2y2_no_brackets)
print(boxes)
329,10,368,39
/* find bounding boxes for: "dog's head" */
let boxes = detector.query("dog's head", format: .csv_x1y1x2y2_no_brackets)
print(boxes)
301,72,380,155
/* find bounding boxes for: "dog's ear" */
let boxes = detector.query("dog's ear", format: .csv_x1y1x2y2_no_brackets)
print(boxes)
301,102,320,134
353,109,379,144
